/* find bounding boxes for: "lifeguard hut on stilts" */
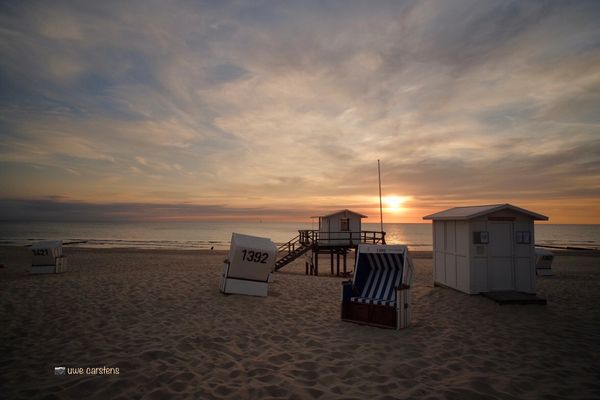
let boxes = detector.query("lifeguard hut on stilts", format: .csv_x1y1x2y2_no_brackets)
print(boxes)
274,209,386,276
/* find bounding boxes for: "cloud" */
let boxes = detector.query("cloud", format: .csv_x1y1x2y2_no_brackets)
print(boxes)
0,0,599,222
0,197,310,222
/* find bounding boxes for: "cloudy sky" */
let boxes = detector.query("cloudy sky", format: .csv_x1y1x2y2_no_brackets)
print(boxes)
0,0,599,223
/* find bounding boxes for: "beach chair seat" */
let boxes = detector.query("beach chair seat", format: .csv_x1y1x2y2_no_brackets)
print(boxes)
219,233,277,297
350,298,396,307
341,244,414,329
31,240,67,274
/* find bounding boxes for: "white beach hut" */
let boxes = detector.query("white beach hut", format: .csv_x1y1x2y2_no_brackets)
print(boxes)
31,240,67,274
423,204,548,294
315,209,367,246
219,233,277,297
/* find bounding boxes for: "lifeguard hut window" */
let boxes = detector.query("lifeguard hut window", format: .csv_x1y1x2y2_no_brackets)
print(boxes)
516,231,531,244
340,218,350,231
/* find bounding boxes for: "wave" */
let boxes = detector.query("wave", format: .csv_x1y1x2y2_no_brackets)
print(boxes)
1,221,598,251
2,237,598,251
0,238,232,250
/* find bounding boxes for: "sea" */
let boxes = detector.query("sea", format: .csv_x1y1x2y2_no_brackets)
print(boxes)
1,221,599,251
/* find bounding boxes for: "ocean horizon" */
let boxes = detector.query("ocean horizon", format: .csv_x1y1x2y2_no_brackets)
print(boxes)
1,221,598,251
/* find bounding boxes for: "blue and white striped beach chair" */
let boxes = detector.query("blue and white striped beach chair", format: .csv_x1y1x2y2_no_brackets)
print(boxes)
341,244,414,329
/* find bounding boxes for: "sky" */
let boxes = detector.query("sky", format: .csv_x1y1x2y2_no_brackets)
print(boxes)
0,0,599,223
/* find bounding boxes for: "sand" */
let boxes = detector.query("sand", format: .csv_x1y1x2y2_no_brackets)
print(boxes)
1,246,599,400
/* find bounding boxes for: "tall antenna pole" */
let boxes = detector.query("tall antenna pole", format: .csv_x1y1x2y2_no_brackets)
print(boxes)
378,159,384,233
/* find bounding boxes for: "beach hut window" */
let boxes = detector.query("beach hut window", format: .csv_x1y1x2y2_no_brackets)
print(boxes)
473,231,489,244
516,231,531,244
340,218,350,231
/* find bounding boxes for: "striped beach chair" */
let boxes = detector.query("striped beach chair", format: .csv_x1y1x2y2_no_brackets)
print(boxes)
341,244,414,329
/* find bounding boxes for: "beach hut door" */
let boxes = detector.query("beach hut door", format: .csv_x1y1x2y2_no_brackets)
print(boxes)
488,222,515,291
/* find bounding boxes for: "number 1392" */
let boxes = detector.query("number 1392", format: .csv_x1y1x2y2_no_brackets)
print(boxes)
241,250,269,264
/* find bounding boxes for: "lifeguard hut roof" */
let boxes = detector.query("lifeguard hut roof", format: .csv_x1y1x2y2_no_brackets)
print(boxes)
423,203,548,221
311,209,368,218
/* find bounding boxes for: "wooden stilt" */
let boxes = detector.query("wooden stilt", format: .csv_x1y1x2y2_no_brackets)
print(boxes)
330,250,334,275
314,250,319,276
336,252,340,276
343,252,347,274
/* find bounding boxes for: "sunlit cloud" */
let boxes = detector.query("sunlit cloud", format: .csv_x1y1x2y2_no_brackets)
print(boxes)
0,0,599,223
383,195,410,214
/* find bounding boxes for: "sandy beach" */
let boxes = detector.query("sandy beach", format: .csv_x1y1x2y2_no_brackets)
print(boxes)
1,246,599,400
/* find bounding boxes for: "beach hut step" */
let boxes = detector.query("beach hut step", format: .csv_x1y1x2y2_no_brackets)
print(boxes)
482,291,547,305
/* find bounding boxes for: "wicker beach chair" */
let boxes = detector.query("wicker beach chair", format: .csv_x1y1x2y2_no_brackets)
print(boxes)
31,240,67,274
219,233,277,297
535,248,554,276
341,244,414,329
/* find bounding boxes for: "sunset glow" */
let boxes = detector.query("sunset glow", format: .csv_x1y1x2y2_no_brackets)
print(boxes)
0,2,599,223
384,196,409,214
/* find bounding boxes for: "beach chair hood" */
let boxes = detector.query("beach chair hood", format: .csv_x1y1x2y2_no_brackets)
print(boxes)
226,233,277,281
220,233,277,297
351,244,413,305
30,240,67,274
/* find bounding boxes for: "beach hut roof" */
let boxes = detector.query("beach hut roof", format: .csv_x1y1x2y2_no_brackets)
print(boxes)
312,209,368,219
422,204,549,221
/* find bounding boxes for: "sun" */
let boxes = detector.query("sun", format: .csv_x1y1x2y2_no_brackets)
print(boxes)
384,196,407,213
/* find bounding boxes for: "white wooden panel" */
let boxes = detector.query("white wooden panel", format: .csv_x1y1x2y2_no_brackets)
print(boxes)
489,258,515,291
319,217,330,244
456,221,469,256
488,222,515,291
470,219,488,258
434,221,445,252
456,256,469,293
329,217,341,243
515,257,534,293
434,251,446,284
446,221,456,252
470,219,487,231
531,221,536,252
445,254,457,288
349,218,361,244
514,221,531,258
472,257,488,293
489,222,512,257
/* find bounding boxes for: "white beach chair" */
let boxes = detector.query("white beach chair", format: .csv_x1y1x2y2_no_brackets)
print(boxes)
535,248,554,276
31,240,67,274
341,244,414,329
219,233,277,297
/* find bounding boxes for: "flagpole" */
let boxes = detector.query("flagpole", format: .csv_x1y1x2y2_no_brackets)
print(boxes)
378,159,384,234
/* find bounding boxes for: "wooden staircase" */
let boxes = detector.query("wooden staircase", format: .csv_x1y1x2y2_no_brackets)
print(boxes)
274,235,313,271
274,229,385,272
